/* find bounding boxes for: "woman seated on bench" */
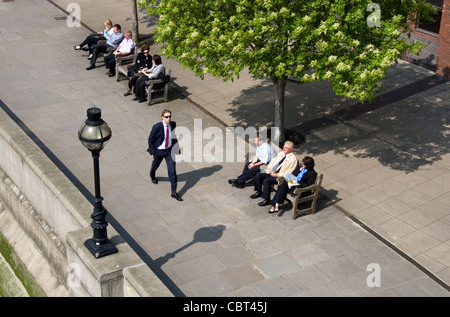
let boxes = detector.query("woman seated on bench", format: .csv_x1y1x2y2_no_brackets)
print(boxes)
74,19,114,51
268,156,317,214
133,54,165,103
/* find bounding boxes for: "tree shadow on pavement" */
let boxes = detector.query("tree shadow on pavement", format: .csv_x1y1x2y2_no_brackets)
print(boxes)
228,70,449,173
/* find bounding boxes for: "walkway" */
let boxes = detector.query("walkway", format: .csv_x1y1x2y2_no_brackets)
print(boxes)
0,0,448,296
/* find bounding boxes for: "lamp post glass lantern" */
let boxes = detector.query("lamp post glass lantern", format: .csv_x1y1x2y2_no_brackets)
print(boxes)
78,107,117,258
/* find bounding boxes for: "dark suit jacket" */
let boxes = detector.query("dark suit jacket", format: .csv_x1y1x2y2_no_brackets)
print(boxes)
147,121,179,155
291,169,317,197
298,169,317,188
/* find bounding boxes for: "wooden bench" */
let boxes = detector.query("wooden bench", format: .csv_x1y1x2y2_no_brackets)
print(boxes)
146,68,171,105
285,173,323,219
115,47,139,81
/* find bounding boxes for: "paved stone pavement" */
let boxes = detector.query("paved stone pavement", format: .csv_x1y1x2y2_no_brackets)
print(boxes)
0,0,449,297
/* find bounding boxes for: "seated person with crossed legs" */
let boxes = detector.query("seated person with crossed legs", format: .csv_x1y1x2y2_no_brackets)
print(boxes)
86,24,123,70
268,156,317,213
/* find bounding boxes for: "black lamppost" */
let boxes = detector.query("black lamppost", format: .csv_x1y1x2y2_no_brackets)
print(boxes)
78,107,117,258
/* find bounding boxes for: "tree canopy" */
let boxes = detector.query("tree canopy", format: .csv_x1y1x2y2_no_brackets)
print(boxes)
140,0,433,142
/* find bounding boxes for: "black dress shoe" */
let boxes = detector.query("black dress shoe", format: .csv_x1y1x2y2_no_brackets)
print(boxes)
233,182,244,188
228,179,237,184
138,98,147,103
86,65,95,70
258,199,270,206
250,192,262,199
108,72,115,77
151,178,158,184
133,96,139,101
171,192,183,201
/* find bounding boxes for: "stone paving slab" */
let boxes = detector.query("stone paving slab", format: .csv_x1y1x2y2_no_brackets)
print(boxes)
0,0,448,297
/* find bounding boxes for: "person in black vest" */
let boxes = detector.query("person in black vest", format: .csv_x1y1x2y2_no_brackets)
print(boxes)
147,109,182,201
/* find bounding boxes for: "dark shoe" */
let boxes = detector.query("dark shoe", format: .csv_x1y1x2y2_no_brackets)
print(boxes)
171,192,183,201
138,98,147,103
151,178,158,184
228,179,237,184
133,96,139,101
82,46,90,52
268,208,279,214
258,199,270,206
233,182,244,188
108,72,115,77
86,65,95,70
74,45,81,50
124,89,132,96
250,192,262,199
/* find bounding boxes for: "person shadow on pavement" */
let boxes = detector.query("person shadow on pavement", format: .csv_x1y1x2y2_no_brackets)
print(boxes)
176,165,223,197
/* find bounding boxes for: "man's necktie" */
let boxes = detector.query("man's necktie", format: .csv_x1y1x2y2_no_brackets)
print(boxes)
274,155,286,173
165,124,169,148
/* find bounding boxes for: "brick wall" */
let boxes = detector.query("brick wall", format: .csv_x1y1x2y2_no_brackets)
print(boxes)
436,0,450,78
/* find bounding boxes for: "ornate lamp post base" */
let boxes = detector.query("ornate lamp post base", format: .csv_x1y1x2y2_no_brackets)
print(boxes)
84,239,118,259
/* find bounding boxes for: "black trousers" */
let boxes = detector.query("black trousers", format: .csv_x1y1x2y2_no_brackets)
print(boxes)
236,161,261,185
135,76,148,99
79,35,101,49
104,53,116,74
254,172,277,200
150,148,177,194
89,42,112,66
271,181,290,206
128,73,140,89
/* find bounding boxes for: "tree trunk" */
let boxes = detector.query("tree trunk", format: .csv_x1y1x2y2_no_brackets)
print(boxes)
131,0,139,43
272,77,286,148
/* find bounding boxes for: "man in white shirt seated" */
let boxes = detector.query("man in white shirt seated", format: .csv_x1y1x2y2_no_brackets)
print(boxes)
228,134,276,188
104,30,135,77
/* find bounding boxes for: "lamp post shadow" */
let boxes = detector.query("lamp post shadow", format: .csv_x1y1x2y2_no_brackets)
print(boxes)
153,225,226,267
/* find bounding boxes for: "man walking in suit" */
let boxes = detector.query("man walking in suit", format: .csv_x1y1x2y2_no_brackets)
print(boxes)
250,141,299,206
147,109,182,201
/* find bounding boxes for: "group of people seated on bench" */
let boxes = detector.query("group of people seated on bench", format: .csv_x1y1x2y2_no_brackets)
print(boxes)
228,136,317,214
74,19,166,103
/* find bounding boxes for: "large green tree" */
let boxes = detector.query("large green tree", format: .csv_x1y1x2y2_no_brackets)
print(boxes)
140,0,433,144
